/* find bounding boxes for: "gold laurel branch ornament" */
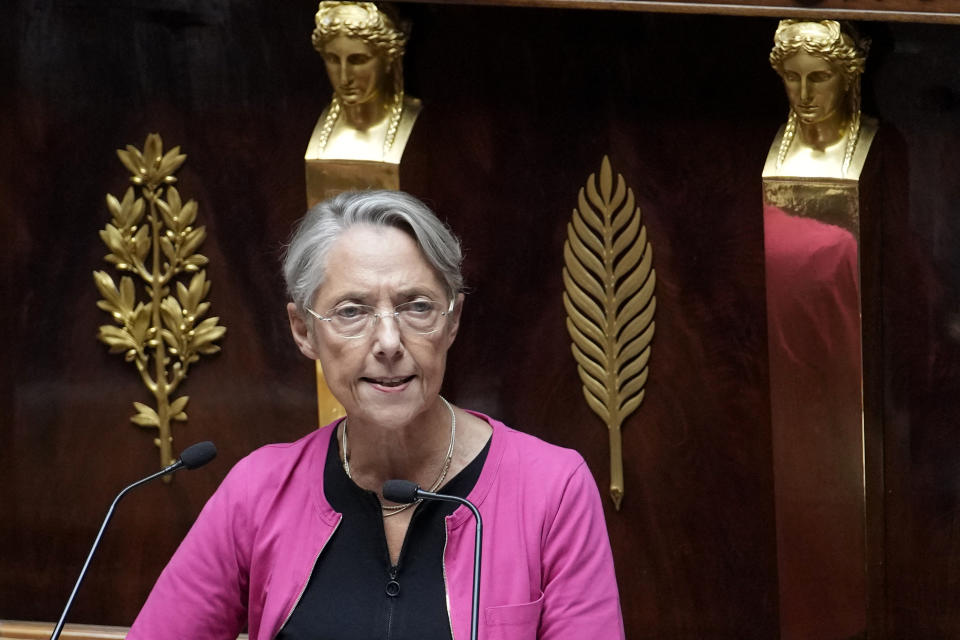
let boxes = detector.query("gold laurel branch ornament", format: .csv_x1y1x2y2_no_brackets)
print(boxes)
94,133,226,477
562,156,656,510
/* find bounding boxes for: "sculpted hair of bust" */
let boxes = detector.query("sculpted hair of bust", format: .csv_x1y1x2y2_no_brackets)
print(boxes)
769,20,870,176
311,2,410,156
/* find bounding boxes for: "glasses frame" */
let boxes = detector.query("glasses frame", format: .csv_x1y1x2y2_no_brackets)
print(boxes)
305,298,455,340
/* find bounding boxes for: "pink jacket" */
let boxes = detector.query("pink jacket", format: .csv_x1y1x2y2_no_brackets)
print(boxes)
128,413,624,640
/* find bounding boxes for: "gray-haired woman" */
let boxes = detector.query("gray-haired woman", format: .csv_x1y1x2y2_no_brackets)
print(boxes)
129,190,624,640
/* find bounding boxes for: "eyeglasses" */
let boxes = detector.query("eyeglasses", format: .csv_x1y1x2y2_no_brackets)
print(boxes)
306,299,454,339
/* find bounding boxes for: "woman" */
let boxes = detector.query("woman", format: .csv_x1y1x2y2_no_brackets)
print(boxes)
766,19,875,179
307,2,421,163
128,190,624,639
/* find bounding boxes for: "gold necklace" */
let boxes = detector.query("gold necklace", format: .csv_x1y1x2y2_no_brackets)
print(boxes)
341,396,456,517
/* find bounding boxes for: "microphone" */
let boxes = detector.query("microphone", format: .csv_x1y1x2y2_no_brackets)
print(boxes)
50,441,217,640
383,479,483,640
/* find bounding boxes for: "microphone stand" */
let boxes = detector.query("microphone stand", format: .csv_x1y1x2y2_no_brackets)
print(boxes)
49,460,187,640
415,487,483,640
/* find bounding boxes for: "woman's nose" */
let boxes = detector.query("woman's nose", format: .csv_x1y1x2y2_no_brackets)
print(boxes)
800,78,812,103
371,313,403,356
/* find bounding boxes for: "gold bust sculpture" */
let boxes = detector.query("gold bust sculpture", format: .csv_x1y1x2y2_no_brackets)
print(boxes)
305,1,421,164
763,20,876,180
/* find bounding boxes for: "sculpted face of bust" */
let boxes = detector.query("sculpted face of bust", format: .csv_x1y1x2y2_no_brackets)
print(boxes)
780,51,847,127
321,35,389,108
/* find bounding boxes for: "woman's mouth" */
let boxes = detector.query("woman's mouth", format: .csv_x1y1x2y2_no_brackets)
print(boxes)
362,375,415,388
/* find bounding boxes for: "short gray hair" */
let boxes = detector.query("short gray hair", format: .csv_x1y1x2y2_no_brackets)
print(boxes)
283,190,464,312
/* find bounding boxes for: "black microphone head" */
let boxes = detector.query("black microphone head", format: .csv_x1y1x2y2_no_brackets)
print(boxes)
382,479,420,504
179,441,217,470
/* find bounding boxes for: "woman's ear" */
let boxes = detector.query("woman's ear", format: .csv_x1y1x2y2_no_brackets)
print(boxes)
288,302,320,360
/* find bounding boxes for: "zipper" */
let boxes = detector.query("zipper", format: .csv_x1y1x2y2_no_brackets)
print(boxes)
441,520,454,639
273,515,342,638
385,566,398,639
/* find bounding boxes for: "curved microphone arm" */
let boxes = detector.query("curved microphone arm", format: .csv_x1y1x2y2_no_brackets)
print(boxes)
50,441,216,640
384,480,483,640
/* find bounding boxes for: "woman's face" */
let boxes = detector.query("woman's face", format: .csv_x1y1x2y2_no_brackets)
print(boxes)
289,225,461,431
781,51,847,126
321,35,389,107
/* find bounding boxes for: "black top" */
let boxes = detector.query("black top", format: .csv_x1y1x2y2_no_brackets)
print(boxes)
276,425,490,640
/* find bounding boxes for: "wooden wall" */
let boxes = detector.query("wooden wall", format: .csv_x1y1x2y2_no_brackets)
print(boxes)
2,2,959,637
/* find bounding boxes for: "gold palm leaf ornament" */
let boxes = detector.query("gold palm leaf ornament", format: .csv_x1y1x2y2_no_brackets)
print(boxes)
562,156,656,510
94,134,226,476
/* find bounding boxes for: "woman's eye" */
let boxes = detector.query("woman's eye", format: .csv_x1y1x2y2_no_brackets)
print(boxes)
335,305,367,320
809,71,833,82
406,300,434,314
347,54,372,65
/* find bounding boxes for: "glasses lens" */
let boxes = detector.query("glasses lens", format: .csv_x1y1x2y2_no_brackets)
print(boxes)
328,304,374,338
397,300,444,334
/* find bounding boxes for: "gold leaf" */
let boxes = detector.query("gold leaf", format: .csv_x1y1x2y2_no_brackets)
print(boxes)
562,294,605,344
618,343,652,386
133,225,151,263
180,200,198,228
582,387,610,422
184,271,208,312
116,148,144,178
157,197,177,231
567,334,606,381
610,187,633,234
159,236,176,263
166,185,182,214
566,222,606,283
611,195,640,256
106,193,123,220
99,224,126,257
599,156,613,203
158,146,187,177
618,309,656,357
570,209,604,256
180,227,207,259
98,325,136,353
569,326,606,368
577,189,604,230
184,254,209,268
129,302,152,345
562,271,605,328
563,242,605,304
169,395,189,415
131,401,160,427
562,156,657,509
130,196,146,227
613,235,646,281
93,271,121,308
119,276,136,313
144,134,163,168
160,297,183,333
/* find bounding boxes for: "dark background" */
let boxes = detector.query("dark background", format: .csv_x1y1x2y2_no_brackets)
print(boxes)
2,1,959,637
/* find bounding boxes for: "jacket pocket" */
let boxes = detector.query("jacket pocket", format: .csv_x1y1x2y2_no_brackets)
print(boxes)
484,592,544,639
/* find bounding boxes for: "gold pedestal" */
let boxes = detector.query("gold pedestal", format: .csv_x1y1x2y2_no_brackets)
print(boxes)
305,159,399,207
762,127,879,638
